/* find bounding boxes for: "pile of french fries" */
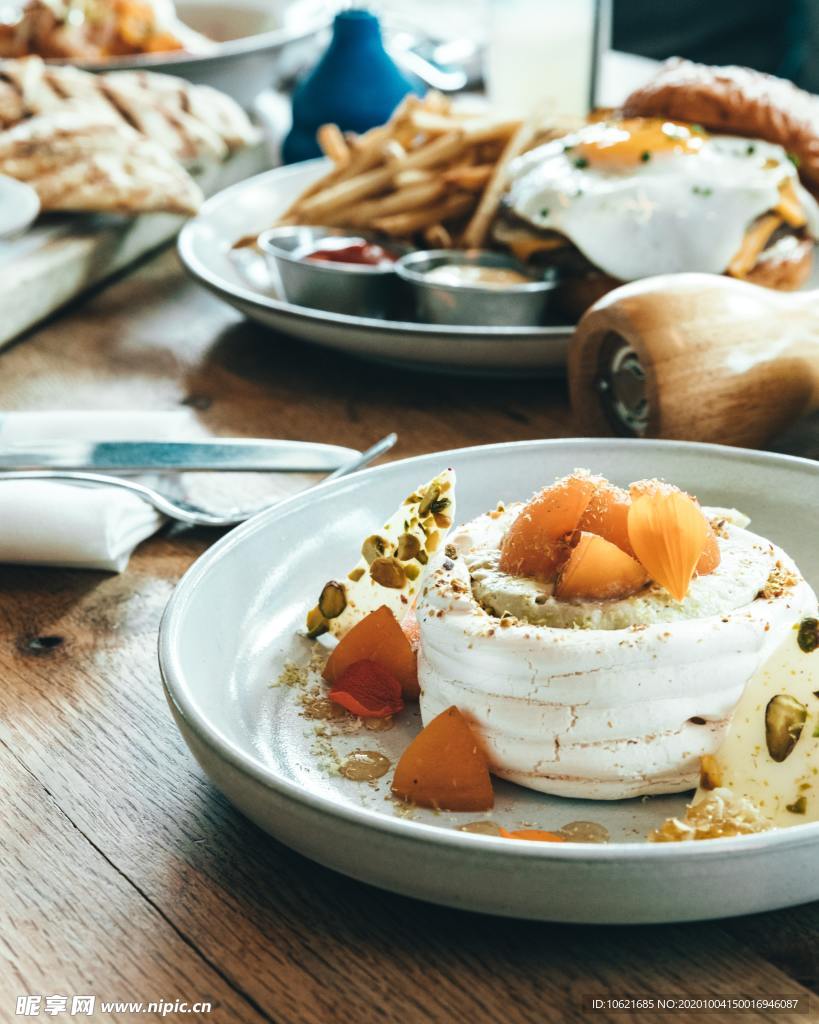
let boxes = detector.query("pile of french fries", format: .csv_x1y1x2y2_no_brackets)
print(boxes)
277,92,545,250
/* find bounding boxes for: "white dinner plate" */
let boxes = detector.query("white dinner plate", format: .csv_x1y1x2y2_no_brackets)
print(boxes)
159,438,819,923
177,160,574,376
61,0,328,108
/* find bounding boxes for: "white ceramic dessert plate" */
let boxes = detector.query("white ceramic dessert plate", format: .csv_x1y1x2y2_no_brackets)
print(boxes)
159,439,819,923
177,160,573,376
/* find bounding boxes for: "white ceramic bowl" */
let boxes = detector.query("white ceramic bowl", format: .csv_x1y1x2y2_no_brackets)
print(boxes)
159,438,819,923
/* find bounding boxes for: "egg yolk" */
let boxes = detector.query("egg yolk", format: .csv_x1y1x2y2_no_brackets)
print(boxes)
575,119,704,169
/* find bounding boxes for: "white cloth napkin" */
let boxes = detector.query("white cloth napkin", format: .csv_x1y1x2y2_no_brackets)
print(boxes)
0,410,204,572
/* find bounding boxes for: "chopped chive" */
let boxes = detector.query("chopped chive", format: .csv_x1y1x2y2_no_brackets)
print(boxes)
746,143,756,155
640,150,652,162
788,152,801,168
692,185,713,196
540,207,550,217
573,156,589,169
690,123,705,134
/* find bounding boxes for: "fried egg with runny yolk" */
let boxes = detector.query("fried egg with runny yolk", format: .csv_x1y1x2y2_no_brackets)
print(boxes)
504,118,819,281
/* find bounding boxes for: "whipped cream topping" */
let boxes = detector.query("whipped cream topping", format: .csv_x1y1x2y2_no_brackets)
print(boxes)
416,508,816,800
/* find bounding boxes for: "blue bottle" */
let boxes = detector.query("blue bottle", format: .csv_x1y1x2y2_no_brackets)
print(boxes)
283,9,424,164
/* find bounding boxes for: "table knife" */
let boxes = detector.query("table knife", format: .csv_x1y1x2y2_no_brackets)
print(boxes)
0,439,364,473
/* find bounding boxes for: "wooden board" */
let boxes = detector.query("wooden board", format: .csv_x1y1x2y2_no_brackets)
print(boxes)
0,142,267,349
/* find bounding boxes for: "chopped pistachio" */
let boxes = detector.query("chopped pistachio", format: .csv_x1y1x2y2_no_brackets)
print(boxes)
318,581,347,619
305,606,329,638
786,795,807,815
765,694,807,763
396,532,421,561
369,556,406,589
797,617,819,653
361,534,391,564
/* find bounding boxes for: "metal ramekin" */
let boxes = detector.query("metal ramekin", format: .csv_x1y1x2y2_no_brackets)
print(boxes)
395,249,558,327
259,225,411,319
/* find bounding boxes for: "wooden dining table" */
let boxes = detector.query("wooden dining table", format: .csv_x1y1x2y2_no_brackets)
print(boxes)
1,244,818,1024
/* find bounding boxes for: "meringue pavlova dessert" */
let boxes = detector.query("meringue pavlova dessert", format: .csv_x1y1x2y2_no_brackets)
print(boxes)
417,470,817,800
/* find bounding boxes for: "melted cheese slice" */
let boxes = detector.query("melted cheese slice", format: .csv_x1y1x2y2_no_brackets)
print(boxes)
694,616,819,826
308,469,456,639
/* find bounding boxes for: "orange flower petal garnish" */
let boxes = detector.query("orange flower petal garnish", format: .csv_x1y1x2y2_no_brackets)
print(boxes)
631,479,721,577
555,532,649,601
328,660,404,719
627,489,708,602
499,828,567,843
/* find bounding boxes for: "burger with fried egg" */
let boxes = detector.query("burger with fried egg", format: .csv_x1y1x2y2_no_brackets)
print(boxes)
494,60,819,319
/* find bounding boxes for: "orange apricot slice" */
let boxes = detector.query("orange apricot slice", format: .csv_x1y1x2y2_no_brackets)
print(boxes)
391,706,494,812
499,473,597,580
627,489,708,602
630,480,721,577
578,481,635,557
498,828,567,843
324,605,419,699
697,531,721,575
555,532,649,601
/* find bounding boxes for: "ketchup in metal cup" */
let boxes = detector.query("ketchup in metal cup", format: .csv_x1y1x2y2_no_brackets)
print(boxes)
304,237,397,268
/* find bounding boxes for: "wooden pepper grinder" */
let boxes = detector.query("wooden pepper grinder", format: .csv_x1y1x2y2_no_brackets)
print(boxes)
568,273,819,448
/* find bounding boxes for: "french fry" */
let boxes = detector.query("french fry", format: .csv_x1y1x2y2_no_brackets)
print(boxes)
297,164,395,219
462,115,541,249
423,90,451,114
279,124,389,220
318,123,350,168
344,179,447,224
382,138,407,167
442,163,494,191
267,89,554,252
402,129,466,170
393,168,435,188
424,222,452,248
409,109,521,145
373,192,475,236
408,109,463,135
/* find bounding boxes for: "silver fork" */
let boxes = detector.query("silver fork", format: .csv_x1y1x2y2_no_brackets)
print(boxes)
0,433,397,527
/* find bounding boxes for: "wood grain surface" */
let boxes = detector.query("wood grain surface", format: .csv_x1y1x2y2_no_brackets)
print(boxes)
0,246,817,1024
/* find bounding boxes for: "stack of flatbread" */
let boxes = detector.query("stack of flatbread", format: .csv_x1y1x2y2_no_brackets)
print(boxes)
0,55,258,215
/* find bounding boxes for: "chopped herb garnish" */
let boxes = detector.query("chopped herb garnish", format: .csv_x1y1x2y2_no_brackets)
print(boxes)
692,185,713,196
690,123,705,134
540,207,550,217
573,156,589,169
746,143,756,155
788,152,801,168
640,150,651,162
563,143,574,153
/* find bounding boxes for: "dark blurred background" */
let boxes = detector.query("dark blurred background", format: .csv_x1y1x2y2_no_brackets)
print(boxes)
613,0,819,89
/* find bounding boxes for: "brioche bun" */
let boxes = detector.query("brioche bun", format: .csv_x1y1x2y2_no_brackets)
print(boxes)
622,58,819,196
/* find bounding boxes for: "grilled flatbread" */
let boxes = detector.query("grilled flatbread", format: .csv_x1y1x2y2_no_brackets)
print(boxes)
0,55,256,160
0,107,202,213
0,54,256,215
